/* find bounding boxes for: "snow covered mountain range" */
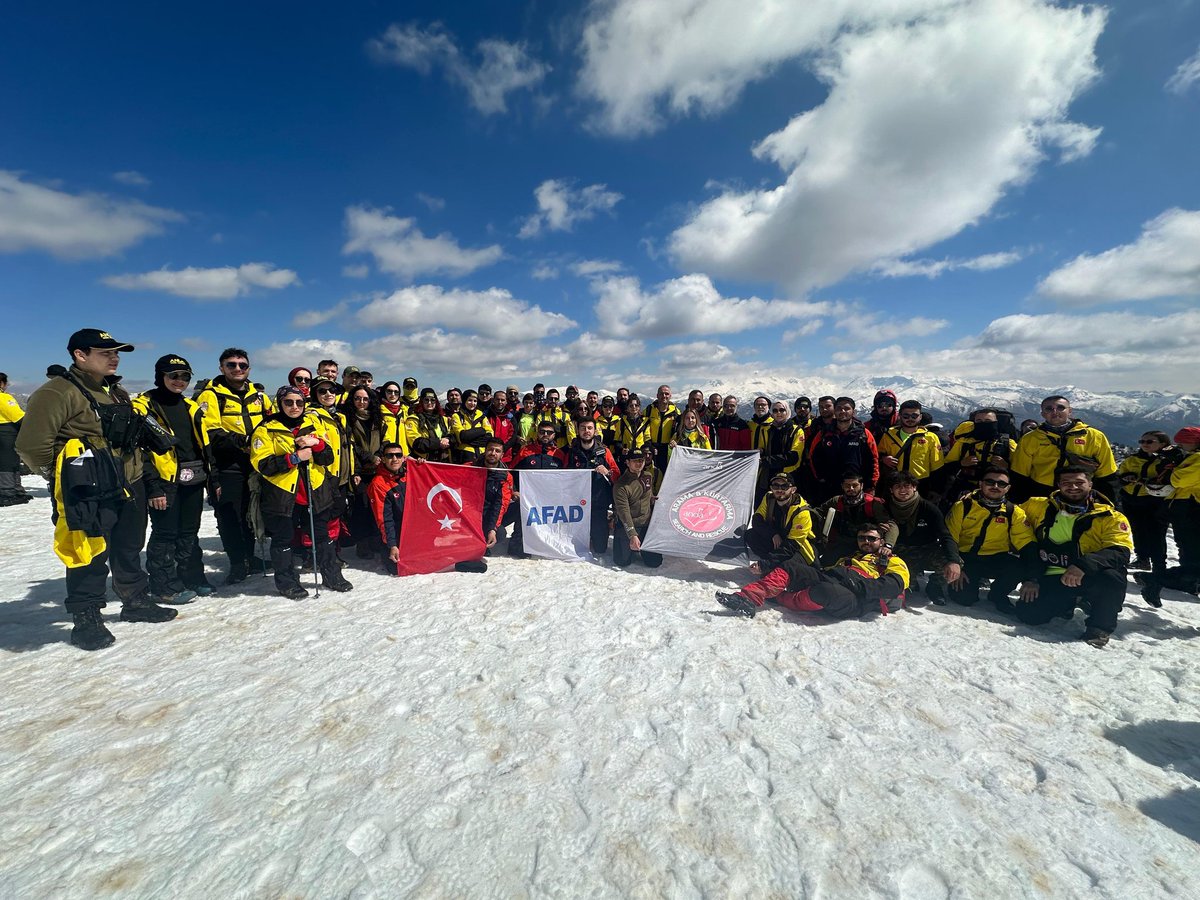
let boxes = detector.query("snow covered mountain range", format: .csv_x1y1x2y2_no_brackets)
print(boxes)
660,374,1199,446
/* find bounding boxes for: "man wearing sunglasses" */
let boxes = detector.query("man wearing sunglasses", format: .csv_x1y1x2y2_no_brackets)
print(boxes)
1011,395,1118,502
943,467,1033,612
196,348,274,585
877,399,943,495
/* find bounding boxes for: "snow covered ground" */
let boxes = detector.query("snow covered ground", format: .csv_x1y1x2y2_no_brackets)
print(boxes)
2,476,1199,899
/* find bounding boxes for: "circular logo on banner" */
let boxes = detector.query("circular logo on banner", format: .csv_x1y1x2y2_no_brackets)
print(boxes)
670,490,736,539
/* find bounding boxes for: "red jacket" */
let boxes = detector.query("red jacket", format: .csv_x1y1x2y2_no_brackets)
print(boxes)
366,463,405,544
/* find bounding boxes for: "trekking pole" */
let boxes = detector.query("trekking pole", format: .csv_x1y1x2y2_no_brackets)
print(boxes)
300,463,321,598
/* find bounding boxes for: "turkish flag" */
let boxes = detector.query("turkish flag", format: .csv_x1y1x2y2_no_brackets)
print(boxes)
396,460,488,576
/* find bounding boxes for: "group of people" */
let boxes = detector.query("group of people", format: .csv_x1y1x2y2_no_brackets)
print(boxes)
8,329,1199,652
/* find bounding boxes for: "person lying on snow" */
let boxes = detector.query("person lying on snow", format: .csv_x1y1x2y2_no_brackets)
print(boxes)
715,523,910,619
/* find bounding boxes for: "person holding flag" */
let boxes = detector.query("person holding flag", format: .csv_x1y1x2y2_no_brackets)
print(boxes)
250,386,353,599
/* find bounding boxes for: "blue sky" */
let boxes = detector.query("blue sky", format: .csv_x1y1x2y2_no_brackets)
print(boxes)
2,0,1198,394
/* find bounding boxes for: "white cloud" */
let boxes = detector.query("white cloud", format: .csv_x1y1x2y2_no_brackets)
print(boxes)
112,171,151,187
293,301,350,330
834,312,949,344
656,341,737,371
541,333,646,371
1166,44,1200,95
416,192,446,211
342,264,369,279
589,273,839,338
368,23,548,115
519,180,622,238
782,320,824,342
0,170,182,260
654,0,1103,293
343,205,502,280
569,258,622,277
823,308,1200,391
356,284,575,341
103,263,299,300
873,251,1023,279
531,264,559,280
1037,208,1200,304
256,339,358,370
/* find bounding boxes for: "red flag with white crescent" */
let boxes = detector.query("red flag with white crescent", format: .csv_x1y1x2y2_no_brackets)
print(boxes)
396,460,487,576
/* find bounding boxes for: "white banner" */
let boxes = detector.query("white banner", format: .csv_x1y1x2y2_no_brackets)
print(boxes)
519,469,594,562
641,447,759,563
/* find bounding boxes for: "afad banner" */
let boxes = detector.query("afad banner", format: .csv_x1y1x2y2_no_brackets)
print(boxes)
641,447,758,564
519,469,593,562
397,460,487,576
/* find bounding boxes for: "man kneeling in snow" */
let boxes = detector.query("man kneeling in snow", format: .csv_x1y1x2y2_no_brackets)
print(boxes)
716,523,910,619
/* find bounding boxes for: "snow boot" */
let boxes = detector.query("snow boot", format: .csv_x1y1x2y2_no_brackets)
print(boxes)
70,606,115,651
322,569,354,592
224,560,249,585
157,589,197,605
1082,627,1111,649
1129,558,1151,572
119,593,179,623
1139,574,1163,608
282,585,309,601
187,580,216,597
716,591,758,618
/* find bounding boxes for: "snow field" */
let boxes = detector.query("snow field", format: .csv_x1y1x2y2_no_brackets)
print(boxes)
1,478,1199,898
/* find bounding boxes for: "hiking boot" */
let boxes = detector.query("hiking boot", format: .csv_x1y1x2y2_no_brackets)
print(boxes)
156,589,197,605
716,591,758,618
1129,558,1152,571
119,593,178,623
322,569,354,592
1139,575,1163,608
70,606,115,651
281,585,309,601
224,560,249,585
1082,627,1111,649
187,581,216,597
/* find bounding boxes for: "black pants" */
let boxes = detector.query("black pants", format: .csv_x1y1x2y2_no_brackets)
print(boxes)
63,478,148,611
947,552,1022,611
1124,495,1169,573
146,483,206,595
265,505,335,593
745,524,799,564
1169,498,1200,576
613,524,663,568
1014,569,1126,634
894,541,948,596
214,470,256,569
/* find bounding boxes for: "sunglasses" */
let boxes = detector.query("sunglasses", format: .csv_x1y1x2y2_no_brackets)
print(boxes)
164,371,191,382
900,412,922,419
293,376,310,383
1042,404,1069,411
857,535,882,543
384,388,400,395
382,452,404,459
1138,439,1160,445
223,361,250,370
981,478,1010,487
281,399,305,407
316,387,336,395
538,430,557,436
353,396,371,404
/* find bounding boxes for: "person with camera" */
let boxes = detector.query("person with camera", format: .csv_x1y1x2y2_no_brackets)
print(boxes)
16,329,178,651
133,354,214,605
196,348,274,585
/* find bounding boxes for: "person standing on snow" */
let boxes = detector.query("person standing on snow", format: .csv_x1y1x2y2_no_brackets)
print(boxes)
0,372,33,506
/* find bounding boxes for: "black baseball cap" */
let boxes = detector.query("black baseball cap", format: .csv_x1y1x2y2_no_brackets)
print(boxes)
68,329,134,354
154,354,192,376
626,448,647,460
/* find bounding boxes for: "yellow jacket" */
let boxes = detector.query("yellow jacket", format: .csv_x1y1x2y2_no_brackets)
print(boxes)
749,414,773,452
754,494,816,563
0,391,23,424
1021,492,1133,573
617,415,652,454
595,412,621,447
1117,452,1172,499
833,552,911,590
1011,421,1117,490
878,426,943,480
672,429,712,451
380,405,410,452
530,407,574,449
311,406,355,484
1171,451,1200,503
196,377,273,469
646,402,681,446
131,393,208,491
52,437,127,567
250,413,336,515
945,492,1034,557
451,408,494,460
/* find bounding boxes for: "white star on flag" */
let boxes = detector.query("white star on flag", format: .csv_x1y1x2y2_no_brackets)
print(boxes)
437,515,457,531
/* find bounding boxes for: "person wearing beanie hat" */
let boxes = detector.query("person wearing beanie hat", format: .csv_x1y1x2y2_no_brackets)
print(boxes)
1141,427,1200,605
288,367,312,398
17,328,177,651
866,390,898,443
249,383,352,599
134,354,213,604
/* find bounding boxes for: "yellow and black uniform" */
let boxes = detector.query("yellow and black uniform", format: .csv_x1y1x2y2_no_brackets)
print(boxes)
406,409,452,462
1011,421,1117,500
944,491,1033,608
595,411,621,448
729,550,909,619
1017,491,1132,636
530,406,574,449
1167,450,1200,581
939,422,1017,499
0,388,30,503
1118,450,1173,574
748,413,773,454
196,376,274,577
616,413,652,457
451,408,494,462
758,421,805,497
671,427,712,452
311,405,355,488
746,493,816,563
878,426,943,483
250,409,348,595
645,402,681,489
380,404,410,452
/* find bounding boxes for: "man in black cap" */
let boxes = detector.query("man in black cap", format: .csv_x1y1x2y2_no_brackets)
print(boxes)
17,329,177,651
